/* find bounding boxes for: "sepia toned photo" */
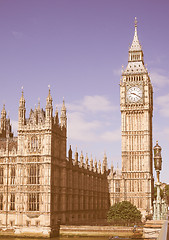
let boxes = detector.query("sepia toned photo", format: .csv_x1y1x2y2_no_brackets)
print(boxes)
0,1,168,239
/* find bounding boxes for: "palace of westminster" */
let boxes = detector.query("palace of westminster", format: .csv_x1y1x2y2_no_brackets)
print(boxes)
0,19,154,237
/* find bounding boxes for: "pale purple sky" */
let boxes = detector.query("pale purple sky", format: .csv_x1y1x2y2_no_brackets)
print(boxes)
0,0,169,182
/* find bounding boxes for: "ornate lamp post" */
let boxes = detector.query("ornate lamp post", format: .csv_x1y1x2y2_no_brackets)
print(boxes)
153,141,162,220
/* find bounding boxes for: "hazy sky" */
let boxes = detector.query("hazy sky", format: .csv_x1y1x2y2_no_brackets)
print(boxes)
0,0,169,182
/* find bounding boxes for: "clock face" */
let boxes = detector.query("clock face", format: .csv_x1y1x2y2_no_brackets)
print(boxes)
127,86,142,102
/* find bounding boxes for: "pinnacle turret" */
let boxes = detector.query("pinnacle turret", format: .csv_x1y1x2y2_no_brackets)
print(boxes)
90,155,93,170
94,158,97,172
74,147,78,165
80,151,84,167
19,87,25,107
1,104,6,119
98,160,101,173
19,87,26,126
102,152,108,173
85,153,89,169
46,85,52,107
60,98,67,128
45,86,53,121
1,104,6,131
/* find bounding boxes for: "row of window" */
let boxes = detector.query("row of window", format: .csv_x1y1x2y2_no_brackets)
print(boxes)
0,193,39,211
126,76,143,82
0,164,40,185
130,54,141,61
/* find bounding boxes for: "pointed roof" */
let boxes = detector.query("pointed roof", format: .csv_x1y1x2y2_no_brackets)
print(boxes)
38,98,40,110
46,85,52,103
123,18,147,75
129,17,142,52
61,97,66,111
19,87,25,106
1,104,6,117
80,151,84,161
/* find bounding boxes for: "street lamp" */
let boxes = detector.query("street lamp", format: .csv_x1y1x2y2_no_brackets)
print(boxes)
153,141,162,183
153,141,166,220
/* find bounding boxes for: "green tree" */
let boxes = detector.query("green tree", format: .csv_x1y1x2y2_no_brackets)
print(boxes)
107,201,142,226
164,185,169,204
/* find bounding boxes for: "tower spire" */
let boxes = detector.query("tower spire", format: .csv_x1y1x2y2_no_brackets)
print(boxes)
134,17,137,33
129,17,142,52
123,17,146,74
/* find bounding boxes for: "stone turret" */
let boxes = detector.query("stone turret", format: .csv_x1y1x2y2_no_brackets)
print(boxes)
1,104,6,131
94,158,97,172
74,147,78,165
90,155,93,171
0,105,13,138
60,98,67,128
80,151,84,167
102,152,108,173
98,160,101,173
18,87,26,127
45,86,53,124
85,153,89,169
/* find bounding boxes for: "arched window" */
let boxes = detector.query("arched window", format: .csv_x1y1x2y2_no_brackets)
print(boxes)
0,167,3,184
28,193,39,211
10,193,15,210
31,136,38,152
28,164,40,184
11,165,15,185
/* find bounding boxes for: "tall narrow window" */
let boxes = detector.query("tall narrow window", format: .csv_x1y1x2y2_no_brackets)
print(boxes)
10,193,15,210
0,167,3,184
28,164,40,184
115,181,120,193
28,193,39,211
0,194,3,210
31,136,38,152
11,166,15,185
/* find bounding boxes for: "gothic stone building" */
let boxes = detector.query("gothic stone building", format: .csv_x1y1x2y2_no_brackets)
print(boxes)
0,89,110,237
108,18,154,217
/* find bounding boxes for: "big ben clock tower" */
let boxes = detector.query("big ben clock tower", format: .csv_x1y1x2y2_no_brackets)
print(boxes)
120,18,154,214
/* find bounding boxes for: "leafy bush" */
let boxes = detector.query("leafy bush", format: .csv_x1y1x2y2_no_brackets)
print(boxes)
107,201,142,226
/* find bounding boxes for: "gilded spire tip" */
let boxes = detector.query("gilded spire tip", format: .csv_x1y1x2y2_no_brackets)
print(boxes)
135,17,137,27
21,86,24,95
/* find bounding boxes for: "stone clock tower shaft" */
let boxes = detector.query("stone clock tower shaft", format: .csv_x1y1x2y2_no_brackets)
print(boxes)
120,18,154,214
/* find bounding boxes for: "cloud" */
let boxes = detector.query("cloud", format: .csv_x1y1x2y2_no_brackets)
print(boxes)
68,95,117,113
68,112,101,142
83,95,116,113
156,93,169,117
12,31,23,39
101,128,121,142
67,95,119,143
150,71,169,88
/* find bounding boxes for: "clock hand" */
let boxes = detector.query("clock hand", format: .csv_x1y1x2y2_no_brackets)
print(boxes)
131,92,141,98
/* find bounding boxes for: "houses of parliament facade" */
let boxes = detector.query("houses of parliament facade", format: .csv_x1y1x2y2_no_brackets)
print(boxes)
0,18,154,237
